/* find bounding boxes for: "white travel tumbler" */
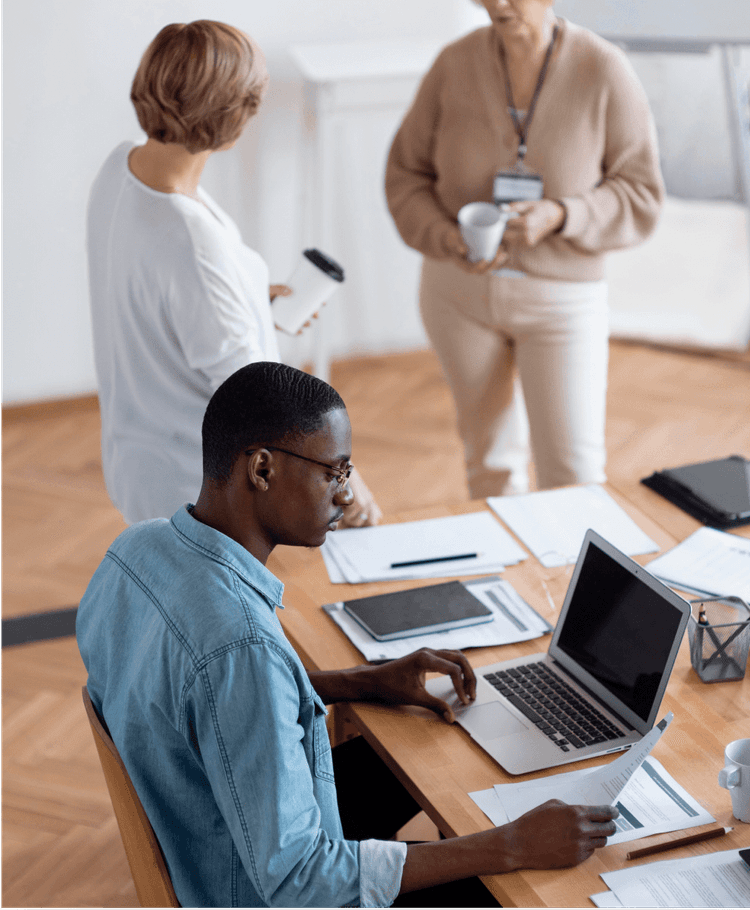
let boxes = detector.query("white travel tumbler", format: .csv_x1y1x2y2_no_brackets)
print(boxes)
273,248,345,335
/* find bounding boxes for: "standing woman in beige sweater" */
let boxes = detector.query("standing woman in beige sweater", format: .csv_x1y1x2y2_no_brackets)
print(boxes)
386,0,664,497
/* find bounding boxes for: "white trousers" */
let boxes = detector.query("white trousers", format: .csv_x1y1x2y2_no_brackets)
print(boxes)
419,259,609,497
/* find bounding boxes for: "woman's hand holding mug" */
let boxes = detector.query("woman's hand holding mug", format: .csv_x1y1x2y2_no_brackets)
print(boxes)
503,199,567,248
442,217,509,274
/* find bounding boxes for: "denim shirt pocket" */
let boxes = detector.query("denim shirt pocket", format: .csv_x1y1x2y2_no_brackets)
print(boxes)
311,690,336,783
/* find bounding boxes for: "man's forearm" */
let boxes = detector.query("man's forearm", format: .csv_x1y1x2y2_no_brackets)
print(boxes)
308,665,380,705
308,649,476,723
399,830,516,894
401,800,618,892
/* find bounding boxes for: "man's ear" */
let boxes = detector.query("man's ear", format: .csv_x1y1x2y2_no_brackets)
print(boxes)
246,449,273,492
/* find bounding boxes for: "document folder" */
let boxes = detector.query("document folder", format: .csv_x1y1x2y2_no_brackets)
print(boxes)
641,454,750,529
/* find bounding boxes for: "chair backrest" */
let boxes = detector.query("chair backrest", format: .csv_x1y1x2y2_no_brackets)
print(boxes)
82,686,181,908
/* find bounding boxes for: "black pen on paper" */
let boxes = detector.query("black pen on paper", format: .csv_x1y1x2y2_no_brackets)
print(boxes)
390,553,479,569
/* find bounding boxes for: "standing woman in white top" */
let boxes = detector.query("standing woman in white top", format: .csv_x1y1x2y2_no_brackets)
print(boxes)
88,20,381,526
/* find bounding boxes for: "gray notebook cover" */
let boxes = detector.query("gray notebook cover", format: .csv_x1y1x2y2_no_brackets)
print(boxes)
342,580,493,641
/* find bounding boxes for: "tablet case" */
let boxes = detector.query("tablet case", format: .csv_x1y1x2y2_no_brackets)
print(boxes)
342,580,493,641
641,454,750,530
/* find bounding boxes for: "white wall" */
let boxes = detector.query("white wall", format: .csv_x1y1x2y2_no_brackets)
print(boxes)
552,0,750,199
555,0,750,43
3,0,748,403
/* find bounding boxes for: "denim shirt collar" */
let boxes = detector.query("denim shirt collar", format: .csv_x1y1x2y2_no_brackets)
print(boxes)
171,504,285,611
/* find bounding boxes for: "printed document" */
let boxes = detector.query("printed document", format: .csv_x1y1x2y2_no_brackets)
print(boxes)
487,485,658,567
596,848,750,908
470,754,713,847
321,511,527,583
468,716,717,848
645,526,750,601
323,578,551,662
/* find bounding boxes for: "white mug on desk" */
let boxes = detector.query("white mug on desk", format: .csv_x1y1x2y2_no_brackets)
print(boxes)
718,738,750,822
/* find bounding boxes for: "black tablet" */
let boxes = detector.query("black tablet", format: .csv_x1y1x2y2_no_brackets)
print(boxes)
642,455,750,529
342,580,493,641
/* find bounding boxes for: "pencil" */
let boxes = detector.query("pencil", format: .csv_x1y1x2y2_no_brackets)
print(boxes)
626,826,732,861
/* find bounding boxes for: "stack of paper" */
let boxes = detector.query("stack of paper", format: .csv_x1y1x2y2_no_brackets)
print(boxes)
323,577,552,662
593,849,750,908
321,512,527,584
645,527,750,601
487,485,658,567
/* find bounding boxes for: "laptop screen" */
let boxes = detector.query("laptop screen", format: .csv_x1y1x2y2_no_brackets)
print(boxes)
554,541,685,723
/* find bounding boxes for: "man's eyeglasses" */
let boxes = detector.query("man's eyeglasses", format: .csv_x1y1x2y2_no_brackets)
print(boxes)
245,446,353,487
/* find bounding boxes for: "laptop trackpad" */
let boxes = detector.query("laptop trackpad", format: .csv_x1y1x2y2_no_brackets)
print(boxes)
461,701,529,739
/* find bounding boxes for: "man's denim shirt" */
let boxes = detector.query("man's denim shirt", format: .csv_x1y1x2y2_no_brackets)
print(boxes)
77,506,406,907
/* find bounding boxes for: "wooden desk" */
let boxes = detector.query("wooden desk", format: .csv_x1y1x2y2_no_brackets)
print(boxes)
268,487,750,907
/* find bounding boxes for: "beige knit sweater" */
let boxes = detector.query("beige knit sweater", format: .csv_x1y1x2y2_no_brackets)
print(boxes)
385,19,665,281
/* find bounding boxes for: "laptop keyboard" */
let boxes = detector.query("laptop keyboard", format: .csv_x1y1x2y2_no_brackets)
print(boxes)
483,662,625,752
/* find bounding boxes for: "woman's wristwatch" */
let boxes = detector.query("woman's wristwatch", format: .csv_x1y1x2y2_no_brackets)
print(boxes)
555,200,568,233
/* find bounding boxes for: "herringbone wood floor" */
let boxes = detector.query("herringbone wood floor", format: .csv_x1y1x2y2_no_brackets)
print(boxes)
3,342,749,907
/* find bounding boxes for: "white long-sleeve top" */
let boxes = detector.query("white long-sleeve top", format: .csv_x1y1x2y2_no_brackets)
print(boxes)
87,142,280,524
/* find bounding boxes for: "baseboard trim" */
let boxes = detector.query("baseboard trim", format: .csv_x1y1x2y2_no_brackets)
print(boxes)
610,336,750,367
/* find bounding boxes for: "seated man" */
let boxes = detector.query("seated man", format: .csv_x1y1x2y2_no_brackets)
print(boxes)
77,361,618,908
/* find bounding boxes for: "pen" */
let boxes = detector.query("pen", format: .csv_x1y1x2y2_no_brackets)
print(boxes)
626,825,732,861
390,552,479,569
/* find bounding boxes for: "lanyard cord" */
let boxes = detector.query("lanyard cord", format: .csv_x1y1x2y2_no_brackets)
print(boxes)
499,22,559,162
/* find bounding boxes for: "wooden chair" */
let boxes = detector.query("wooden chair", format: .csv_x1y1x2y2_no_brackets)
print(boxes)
82,687,181,907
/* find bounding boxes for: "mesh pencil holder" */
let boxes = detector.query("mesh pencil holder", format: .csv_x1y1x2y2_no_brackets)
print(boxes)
687,596,750,683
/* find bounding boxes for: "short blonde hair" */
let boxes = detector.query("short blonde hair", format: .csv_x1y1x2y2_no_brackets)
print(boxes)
131,20,268,153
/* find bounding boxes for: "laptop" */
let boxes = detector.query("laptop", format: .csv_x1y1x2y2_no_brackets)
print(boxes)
426,529,690,775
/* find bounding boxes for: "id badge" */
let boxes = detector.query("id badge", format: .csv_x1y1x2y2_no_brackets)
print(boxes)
493,170,544,206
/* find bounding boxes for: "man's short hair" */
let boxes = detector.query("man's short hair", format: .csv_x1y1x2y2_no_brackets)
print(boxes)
131,20,268,153
202,362,346,483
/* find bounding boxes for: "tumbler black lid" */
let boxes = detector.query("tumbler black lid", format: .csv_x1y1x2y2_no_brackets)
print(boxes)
303,248,345,282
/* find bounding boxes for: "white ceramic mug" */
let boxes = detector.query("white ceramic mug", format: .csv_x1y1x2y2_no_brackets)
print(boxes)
457,202,513,263
273,248,345,335
718,738,750,822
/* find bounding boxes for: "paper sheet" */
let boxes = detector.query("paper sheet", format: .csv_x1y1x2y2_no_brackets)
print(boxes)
469,716,672,832
508,714,673,812
470,753,714,848
486,485,658,567
323,577,551,662
645,526,750,601
599,849,750,908
590,890,624,907
321,511,527,583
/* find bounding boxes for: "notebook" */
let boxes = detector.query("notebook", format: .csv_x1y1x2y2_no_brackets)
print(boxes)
342,580,493,641
641,455,750,529
426,530,690,775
